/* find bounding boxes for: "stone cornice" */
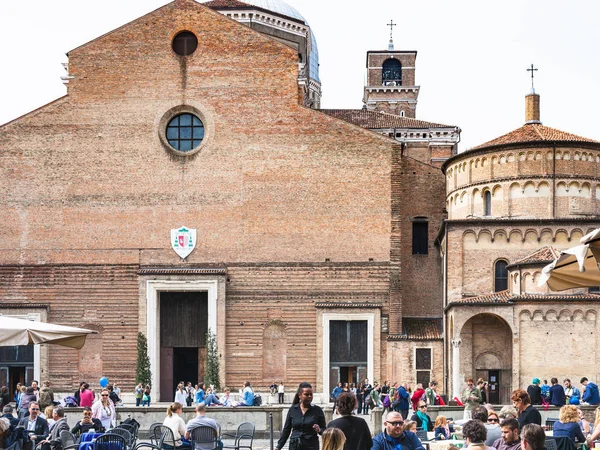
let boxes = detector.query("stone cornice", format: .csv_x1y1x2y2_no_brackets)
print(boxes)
446,174,600,198
138,267,227,275
315,302,384,309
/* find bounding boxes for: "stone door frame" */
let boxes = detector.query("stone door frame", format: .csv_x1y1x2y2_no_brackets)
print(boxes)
145,279,220,401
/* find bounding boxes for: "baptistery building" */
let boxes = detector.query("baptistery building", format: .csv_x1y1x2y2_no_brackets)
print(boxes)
440,92,600,404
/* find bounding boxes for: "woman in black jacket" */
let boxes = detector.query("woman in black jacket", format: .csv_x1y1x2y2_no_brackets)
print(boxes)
410,401,434,431
276,383,326,450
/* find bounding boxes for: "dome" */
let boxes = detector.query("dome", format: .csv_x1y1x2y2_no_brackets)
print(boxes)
203,0,320,82
242,0,320,82
238,0,306,22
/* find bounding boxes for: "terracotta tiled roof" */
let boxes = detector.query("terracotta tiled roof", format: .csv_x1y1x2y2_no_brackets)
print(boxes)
320,109,455,130
470,123,599,150
509,247,561,266
387,318,442,340
451,290,600,305
453,291,514,304
203,0,253,8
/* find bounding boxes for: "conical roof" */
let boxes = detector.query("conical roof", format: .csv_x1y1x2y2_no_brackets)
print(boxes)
470,123,598,150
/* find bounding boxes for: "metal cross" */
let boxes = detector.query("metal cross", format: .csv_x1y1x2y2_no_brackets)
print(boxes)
527,64,538,91
387,20,397,39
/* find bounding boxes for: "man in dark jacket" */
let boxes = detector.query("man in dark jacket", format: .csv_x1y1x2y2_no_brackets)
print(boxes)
2,405,19,429
372,411,424,450
38,406,70,450
17,402,49,450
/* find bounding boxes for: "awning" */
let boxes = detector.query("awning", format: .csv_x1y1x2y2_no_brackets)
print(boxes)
538,228,600,291
0,316,96,349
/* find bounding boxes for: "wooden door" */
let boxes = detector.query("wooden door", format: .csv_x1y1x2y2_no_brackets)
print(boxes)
488,370,500,404
160,347,174,399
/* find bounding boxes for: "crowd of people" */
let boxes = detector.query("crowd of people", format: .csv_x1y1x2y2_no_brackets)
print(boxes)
0,379,128,450
4,376,600,450
331,379,445,417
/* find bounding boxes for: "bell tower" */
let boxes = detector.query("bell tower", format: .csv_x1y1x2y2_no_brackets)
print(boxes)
363,21,419,118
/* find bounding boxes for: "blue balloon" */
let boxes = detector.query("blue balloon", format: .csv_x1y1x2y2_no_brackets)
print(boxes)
99,377,109,388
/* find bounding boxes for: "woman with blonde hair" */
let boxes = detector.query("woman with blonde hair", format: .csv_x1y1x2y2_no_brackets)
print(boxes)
174,383,187,405
553,405,585,444
163,402,189,448
43,405,55,426
435,416,451,440
322,428,346,450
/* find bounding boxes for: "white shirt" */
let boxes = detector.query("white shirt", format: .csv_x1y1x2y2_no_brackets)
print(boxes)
163,413,187,446
278,385,284,394
175,389,187,405
27,417,37,431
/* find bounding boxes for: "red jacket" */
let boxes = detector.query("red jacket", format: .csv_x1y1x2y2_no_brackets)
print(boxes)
411,388,425,411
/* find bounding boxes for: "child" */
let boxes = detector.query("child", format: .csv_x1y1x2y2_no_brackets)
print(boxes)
403,420,418,433
322,428,346,450
142,385,151,407
435,415,452,440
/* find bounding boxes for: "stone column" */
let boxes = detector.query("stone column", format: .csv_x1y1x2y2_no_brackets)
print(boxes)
451,339,462,400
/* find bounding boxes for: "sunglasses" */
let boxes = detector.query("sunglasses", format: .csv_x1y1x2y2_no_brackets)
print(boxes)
101,394,109,397
419,406,427,409
30,408,40,411
488,418,499,423
389,421,404,426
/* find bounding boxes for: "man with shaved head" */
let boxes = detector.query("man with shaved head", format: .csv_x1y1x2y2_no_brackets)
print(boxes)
372,411,424,450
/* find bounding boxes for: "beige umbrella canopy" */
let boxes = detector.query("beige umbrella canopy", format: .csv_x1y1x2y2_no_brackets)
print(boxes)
0,316,96,349
539,228,600,291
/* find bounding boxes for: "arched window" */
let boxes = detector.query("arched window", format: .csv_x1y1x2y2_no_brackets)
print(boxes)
484,190,492,216
382,59,402,85
494,260,508,292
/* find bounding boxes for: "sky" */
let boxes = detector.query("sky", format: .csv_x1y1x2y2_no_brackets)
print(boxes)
1,0,599,151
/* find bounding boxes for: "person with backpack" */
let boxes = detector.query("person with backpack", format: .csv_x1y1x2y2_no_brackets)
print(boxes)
393,383,410,419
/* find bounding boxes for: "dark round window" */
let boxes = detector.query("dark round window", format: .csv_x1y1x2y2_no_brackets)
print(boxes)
166,113,204,151
172,31,198,56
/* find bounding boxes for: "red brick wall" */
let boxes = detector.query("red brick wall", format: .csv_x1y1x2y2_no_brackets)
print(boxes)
398,157,445,318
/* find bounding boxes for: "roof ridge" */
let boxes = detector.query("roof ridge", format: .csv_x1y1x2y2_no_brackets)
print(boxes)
531,123,545,140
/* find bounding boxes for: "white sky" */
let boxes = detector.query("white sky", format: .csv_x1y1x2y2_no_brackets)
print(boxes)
1,0,599,151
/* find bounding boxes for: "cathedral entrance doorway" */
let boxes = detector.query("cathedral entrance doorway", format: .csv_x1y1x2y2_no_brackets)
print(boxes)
159,291,207,397
460,313,513,404
328,320,368,394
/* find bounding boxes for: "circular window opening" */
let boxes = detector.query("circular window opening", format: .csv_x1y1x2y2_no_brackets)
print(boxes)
166,113,205,152
172,31,198,56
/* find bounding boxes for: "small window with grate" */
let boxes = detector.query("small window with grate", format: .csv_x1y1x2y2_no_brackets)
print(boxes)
166,113,205,151
412,220,428,255
415,348,432,386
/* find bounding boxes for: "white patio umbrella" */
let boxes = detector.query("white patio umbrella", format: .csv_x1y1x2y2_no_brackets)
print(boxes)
0,316,96,349
539,228,600,291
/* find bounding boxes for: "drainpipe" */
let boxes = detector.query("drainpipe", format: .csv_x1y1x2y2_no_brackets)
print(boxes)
443,221,449,395
552,143,556,218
